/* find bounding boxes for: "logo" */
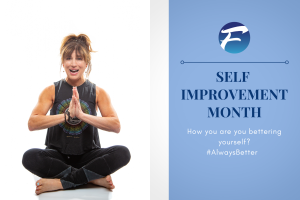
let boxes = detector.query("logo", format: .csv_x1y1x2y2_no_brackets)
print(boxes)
219,22,250,54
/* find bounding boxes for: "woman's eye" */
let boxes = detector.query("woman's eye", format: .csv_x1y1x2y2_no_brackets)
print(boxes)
66,58,71,60
77,58,82,60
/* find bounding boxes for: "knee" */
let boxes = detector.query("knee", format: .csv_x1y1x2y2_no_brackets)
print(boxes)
115,145,131,166
22,148,45,171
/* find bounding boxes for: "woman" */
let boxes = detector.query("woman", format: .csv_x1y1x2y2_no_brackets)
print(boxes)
22,34,131,195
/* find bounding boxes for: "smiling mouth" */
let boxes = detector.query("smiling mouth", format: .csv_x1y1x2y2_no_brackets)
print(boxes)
70,69,79,75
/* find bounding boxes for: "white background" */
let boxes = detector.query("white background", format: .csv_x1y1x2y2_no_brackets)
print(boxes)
0,1,149,199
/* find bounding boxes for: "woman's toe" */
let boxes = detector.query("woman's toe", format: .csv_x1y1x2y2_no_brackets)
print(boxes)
36,179,43,186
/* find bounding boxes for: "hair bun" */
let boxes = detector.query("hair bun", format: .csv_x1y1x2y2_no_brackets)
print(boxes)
77,34,93,52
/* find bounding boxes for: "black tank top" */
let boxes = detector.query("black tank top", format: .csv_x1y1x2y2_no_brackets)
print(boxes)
45,79,101,155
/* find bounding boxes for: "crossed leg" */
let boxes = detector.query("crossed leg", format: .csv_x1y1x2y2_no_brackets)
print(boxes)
22,145,131,195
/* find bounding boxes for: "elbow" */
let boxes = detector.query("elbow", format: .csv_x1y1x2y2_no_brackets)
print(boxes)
28,124,34,132
28,119,35,131
114,120,121,133
115,124,121,134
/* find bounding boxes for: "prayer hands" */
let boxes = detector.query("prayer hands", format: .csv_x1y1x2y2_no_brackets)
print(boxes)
69,87,83,118
73,87,83,117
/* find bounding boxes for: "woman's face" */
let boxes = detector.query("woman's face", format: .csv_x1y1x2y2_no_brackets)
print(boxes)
63,50,87,80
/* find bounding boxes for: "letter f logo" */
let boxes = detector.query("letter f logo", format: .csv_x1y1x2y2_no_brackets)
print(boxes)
219,22,250,54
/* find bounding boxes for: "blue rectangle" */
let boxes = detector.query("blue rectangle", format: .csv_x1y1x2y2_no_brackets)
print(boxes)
169,0,300,199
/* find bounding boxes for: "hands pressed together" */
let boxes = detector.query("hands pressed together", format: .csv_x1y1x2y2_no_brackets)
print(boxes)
69,87,83,118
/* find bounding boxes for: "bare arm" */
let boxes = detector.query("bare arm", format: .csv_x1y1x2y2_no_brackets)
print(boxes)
28,85,65,131
76,86,120,133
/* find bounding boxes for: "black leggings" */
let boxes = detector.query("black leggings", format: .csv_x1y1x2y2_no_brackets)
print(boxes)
22,145,131,189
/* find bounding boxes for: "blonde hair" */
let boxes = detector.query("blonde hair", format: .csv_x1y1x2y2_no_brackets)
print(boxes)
60,34,96,79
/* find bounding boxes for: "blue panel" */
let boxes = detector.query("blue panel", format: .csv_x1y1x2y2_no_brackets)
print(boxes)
170,0,300,199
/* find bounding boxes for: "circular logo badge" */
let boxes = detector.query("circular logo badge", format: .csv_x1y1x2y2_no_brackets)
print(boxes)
219,22,250,54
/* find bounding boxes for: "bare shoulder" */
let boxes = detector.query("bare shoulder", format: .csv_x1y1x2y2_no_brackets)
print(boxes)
95,86,117,117
42,84,55,103
31,84,55,116
96,86,111,103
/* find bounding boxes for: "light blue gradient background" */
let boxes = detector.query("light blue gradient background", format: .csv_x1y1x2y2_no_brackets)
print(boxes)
170,0,300,199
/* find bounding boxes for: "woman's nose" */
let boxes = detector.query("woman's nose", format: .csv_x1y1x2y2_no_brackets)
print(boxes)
71,58,77,65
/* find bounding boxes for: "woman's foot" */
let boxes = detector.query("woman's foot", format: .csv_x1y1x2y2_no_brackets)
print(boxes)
89,175,115,189
35,178,63,195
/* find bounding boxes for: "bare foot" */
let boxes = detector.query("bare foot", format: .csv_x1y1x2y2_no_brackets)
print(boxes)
89,175,115,190
35,178,63,195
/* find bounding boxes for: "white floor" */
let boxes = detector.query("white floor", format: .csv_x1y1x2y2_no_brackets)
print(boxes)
33,175,113,200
